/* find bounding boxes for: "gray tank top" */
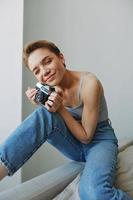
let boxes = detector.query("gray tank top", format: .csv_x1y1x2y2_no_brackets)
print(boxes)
66,72,108,123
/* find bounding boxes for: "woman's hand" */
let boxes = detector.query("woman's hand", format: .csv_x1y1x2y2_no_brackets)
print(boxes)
45,86,64,112
25,87,38,105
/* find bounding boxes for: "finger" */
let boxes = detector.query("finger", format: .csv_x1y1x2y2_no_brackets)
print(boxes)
48,95,57,102
47,100,58,111
30,88,37,92
47,100,55,107
45,102,53,112
27,92,35,100
26,90,37,98
49,93,63,103
28,89,37,94
31,95,36,101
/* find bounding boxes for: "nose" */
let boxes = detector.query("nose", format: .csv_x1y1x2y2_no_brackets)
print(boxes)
39,66,50,82
43,68,50,76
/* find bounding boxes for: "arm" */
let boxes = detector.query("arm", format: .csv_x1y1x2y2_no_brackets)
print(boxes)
45,77,102,144
45,86,92,143
58,105,89,143
58,76,102,144
80,76,102,143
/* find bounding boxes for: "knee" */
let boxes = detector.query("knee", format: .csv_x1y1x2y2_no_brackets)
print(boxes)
34,106,53,123
35,106,58,120
35,106,64,130
35,106,50,116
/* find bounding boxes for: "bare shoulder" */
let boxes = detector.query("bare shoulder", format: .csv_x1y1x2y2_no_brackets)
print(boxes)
83,72,102,86
71,70,103,93
81,72,104,99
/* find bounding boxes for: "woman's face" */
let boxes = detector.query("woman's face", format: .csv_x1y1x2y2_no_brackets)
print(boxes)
28,48,66,86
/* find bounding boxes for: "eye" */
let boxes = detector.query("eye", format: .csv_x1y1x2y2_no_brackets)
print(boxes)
44,59,52,65
34,69,39,75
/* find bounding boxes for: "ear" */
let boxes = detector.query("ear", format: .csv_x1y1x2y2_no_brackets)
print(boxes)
59,53,65,65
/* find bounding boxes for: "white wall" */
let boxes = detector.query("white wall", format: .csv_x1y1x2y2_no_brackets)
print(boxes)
0,0,23,191
22,0,133,181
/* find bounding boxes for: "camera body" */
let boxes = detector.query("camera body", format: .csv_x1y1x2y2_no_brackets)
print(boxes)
35,82,55,106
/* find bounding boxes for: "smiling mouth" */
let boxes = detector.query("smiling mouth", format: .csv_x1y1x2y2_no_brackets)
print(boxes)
46,73,56,82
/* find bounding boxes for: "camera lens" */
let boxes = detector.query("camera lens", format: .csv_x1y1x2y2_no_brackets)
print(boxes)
35,90,48,104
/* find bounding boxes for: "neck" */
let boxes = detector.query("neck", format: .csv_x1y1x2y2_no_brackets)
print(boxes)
59,69,78,90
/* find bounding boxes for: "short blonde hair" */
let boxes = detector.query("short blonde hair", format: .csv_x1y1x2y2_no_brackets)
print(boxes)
23,40,61,67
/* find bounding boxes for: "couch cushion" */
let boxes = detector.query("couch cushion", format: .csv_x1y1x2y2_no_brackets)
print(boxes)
0,162,84,200
53,174,80,200
115,145,133,198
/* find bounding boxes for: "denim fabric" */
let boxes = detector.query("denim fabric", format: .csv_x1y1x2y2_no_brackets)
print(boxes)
0,106,132,200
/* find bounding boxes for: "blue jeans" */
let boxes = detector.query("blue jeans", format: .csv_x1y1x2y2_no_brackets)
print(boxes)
0,106,132,200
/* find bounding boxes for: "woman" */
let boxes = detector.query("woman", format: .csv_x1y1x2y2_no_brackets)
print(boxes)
0,40,131,200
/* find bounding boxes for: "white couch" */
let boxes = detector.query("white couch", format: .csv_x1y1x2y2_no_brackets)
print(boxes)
0,162,84,200
0,138,133,200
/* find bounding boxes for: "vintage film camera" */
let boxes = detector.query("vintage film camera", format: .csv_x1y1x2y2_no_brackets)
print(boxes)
35,82,55,106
